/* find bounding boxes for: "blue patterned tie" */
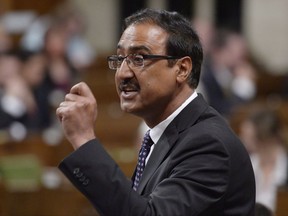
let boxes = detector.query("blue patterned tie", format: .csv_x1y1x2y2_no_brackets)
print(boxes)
133,130,154,191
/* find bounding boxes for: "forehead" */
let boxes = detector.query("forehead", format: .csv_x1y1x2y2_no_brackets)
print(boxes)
117,23,168,53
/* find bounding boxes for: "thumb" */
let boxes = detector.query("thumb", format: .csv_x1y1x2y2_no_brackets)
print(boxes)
70,82,94,98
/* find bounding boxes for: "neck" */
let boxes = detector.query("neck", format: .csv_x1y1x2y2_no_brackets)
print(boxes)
144,87,194,128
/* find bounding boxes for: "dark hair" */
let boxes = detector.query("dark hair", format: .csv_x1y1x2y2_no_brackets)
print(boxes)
123,8,203,88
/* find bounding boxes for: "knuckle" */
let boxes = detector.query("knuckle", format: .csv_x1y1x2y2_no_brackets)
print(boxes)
65,94,72,101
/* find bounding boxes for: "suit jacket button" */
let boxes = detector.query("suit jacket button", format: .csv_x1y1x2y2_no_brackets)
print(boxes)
76,172,83,178
83,179,89,186
79,176,86,182
73,168,80,175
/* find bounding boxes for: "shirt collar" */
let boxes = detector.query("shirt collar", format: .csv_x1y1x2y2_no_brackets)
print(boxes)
150,91,198,144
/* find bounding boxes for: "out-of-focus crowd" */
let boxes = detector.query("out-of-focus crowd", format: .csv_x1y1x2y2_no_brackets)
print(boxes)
194,18,258,118
0,3,95,143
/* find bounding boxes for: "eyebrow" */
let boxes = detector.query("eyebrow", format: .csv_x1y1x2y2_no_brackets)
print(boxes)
117,44,151,53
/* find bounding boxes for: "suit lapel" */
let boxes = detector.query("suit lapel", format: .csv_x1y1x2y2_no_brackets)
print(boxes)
137,125,178,193
136,94,209,194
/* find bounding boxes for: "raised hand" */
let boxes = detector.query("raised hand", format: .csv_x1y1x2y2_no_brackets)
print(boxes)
56,82,97,149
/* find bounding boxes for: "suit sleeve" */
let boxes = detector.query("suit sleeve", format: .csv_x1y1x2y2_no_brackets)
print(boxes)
58,139,149,216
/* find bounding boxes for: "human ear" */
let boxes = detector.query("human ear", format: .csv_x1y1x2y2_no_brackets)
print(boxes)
176,56,192,83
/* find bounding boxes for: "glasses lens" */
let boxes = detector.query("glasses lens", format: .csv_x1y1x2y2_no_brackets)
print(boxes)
107,54,146,70
108,56,118,70
130,55,144,67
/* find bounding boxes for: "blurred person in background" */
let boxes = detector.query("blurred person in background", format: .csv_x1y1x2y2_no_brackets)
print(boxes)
0,25,13,53
198,29,257,118
19,25,80,133
20,1,95,71
42,25,78,94
239,106,288,213
0,53,36,140
20,52,51,130
53,2,96,71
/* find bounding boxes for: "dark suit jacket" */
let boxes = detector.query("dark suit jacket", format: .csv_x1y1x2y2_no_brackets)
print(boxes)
59,95,255,216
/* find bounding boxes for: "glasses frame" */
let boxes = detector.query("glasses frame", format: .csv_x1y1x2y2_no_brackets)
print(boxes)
107,54,180,70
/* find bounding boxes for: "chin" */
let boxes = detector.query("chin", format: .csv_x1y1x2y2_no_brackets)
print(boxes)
120,103,135,113
120,103,143,116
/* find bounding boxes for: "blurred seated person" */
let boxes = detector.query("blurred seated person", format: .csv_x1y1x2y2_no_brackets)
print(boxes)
0,53,36,140
0,25,13,53
20,52,51,130
239,106,288,212
20,2,95,71
42,25,79,93
53,2,96,70
198,29,257,117
18,25,79,131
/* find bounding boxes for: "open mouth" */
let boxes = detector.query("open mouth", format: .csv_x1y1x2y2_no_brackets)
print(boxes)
119,82,140,94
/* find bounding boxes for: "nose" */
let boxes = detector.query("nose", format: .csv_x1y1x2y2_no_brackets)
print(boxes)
115,59,134,79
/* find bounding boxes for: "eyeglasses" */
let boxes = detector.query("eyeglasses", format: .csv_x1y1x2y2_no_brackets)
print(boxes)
107,54,179,70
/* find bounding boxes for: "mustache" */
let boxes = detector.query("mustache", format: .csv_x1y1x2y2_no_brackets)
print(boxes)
119,79,140,91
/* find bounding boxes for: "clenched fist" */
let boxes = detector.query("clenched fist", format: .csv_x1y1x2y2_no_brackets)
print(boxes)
56,82,97,149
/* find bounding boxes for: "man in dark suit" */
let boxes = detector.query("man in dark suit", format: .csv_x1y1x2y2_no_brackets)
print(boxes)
56,8,255,216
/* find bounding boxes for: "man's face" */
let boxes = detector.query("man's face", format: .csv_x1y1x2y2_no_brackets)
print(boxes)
115,23,180,124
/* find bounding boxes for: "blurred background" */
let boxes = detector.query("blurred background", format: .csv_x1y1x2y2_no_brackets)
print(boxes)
0,0,287,215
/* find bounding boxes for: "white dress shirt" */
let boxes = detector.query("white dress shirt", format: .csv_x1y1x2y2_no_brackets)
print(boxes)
145,91,198,164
